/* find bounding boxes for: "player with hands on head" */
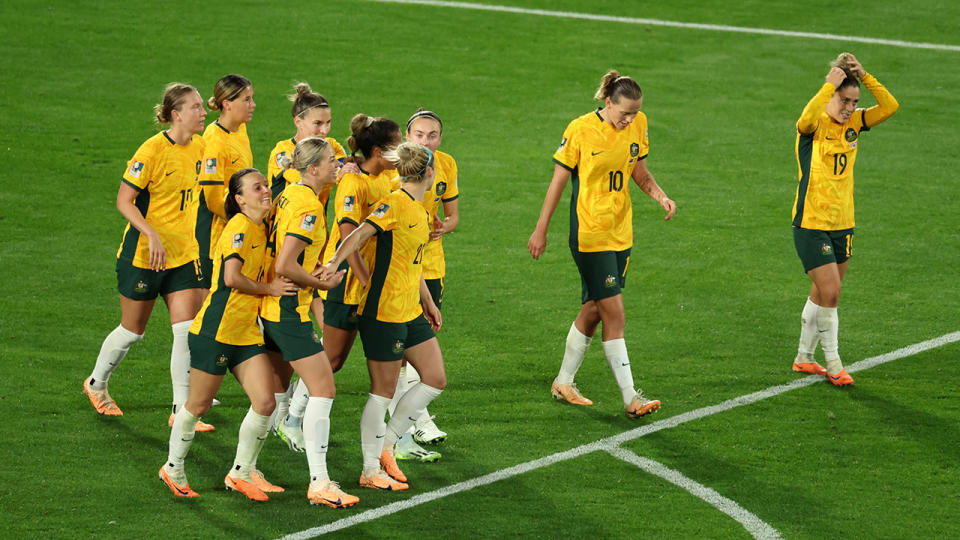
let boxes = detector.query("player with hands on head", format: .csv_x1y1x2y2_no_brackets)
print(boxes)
790,53,898,386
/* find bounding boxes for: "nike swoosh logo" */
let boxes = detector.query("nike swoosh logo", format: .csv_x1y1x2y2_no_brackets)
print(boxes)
324,497,342,505
231,157,241,164
165,171,176,176
408,416,418,422
251,244,260,249
320,445,328,450
376,434,384,439
366,202,376,207
591,151,603,156
621,362,630,367
408,224,416,228
173,484,189,496
825,137,837,140
829,375,842,381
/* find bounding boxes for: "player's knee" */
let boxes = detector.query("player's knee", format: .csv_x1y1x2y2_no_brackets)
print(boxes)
250,394,276,417
422,373,446,390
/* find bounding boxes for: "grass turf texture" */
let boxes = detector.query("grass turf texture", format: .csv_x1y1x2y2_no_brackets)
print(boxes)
1,0,958,538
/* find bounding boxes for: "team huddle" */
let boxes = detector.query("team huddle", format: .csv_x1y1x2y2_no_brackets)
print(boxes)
83,54,897,509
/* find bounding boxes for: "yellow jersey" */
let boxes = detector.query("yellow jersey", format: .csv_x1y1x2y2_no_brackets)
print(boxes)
197,122,253,260
261,183,326,323
116,131,204,269
267,136,345,202
553,109,649,252
421,150,459,279
320,168,393,304
358,189,430,323
793,74,898,231
190,213,269,345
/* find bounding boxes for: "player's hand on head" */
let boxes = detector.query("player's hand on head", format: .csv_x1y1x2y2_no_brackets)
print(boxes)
826,67,847,88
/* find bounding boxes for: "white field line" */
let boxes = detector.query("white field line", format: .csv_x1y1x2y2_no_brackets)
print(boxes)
278,330,960,539
371,0,960,52
607,447,782,540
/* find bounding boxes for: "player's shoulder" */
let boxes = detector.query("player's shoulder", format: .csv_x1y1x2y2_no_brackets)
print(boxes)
435,149,456,168
270,138,295,155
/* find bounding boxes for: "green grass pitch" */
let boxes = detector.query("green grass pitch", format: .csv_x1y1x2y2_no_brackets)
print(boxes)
1,1,958,538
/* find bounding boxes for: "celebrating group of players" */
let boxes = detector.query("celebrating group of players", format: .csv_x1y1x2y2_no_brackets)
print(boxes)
83,53,898,509
83,74,459,507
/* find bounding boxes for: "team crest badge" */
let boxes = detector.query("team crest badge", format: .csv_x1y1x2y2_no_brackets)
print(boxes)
232,233,244,249
821,243,833,255
435,181,447,196
301,214,316,232
204,158,217,175
195,160,201,174
630,143,640,157
129,161,144,178
604,275,617,288
845,128,858,142
216,355,228,367
557,137,567,153
134,280,148,293
343,195,355,212
372,204,390,218
392,340,405,354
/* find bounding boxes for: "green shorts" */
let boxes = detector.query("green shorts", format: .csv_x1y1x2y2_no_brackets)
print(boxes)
793,227,854,272
358,314,435,362
188,332,264,376
425,278,444,311
116,258,203,301
198,257,213,289
262,319,324,361
570,247,631,304
323,300,359,331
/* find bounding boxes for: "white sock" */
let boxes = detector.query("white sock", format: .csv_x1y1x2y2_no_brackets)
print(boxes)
170,320,192,411
407,367,434,432
558,322,592,385
89,325,143,389
817,306,843,374
360,393,391,470
797,298,820,360
231,407,271,477
286,379,309,426
166,407,199,482
603,338,636,406
303,396,333,482
387,366,407,418
271,391,290,432
385,383,443,448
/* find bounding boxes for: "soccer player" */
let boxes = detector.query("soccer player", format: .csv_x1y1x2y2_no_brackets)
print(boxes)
261,137,358,508
528,70,676,418
159,168,299,501
197,74,256,293
319,114,401,373
266,83,347,433
388,109,460,462
320,141,445,491
791,53,898,385
84,83,213,431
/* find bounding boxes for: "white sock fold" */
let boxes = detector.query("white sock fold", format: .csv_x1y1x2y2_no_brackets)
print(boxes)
170,320,192,411
304,396,333,482
360,393,392,470
286,379,309,425
797,298,820,359
558,322,592,385
602,338,636,406
90,325,143,389
167,407,199,468
232,407,271,477
386,383,443,448
817,306,843,373
387,366,407,418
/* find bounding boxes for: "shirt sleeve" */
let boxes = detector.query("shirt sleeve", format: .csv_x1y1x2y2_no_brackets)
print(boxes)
364,198,397,233
287,202,319,245
636,114,650,160
552,120,580,171
122,139,154,190
441,156,459,202
335,174,365,227
221,222,246,263
797,83,836,134
860,73,899,129
200,145,229,218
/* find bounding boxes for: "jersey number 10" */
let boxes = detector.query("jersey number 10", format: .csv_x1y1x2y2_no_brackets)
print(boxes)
608,171,624,192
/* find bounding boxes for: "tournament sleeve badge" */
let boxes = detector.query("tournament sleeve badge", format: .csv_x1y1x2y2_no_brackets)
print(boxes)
300,214,316,232
232,232,244,249
204,158,217,175
129,161,145,178
343,195,355,212
372,204,390,218
557,137,567,153
275,152,286,167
